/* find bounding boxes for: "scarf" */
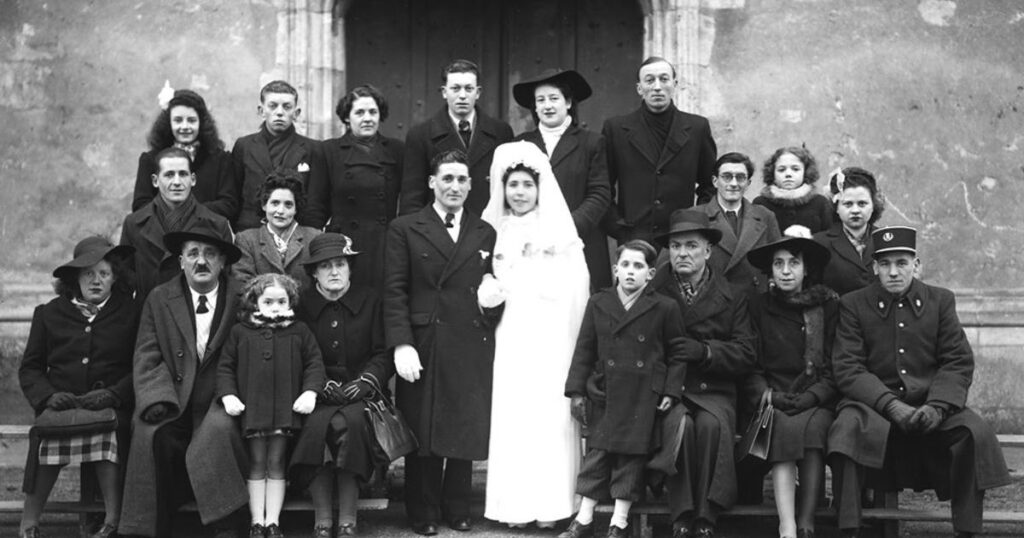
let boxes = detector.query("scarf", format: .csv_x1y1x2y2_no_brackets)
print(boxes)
262,123,296,167
71,297,101,320
760,183,816,207
153,193,199,234
843,225,868,257
173,141,200,162
246,309,296,329
616,284,645,311
266,221,298,263
539,117,572,160
774,285,838,393
353,133,376,155
675,266,710,305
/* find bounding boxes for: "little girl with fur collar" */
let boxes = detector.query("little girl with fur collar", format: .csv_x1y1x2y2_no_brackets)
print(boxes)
753,146,833,234
217,273,325,538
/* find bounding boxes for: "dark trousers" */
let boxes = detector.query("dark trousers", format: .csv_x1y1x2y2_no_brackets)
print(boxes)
404,455,472,525
152,413,195,538
576,448,646,502
666,409,722,525
832,425,983,533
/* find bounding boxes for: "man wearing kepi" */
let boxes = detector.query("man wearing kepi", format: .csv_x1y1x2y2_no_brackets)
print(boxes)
828,226,1010,538
384,149,503,536
119,222,249,538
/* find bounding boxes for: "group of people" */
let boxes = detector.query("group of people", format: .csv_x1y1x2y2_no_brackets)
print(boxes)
16,53,1009,538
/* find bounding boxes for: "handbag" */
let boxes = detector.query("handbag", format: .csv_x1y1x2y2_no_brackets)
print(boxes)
736,389,774,462
360,374,418,461
32,407,118,438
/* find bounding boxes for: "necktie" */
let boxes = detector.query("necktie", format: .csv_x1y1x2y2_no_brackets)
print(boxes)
196,294,209,314
444,212,456,228
725,210,739,233
458,120,472,148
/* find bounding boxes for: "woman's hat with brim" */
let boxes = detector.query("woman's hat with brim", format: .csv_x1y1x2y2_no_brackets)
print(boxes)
301,233,360,268
512,69,593,109
163,222,242,264
746,225,831,274
655,209,723,248
53,236,135,279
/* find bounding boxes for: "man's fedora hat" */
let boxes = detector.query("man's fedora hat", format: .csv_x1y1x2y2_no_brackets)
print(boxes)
655,209,723,247
301,233,361,268
163,221,242,264
53,236,135,279
512,69,593,109
871,226,917,257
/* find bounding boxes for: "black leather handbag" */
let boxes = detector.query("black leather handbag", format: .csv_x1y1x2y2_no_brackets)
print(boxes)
737,389,774,462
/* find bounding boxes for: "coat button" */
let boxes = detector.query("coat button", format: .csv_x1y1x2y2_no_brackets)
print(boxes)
82,357,90,364
377,191,385,199
636,360,644,368
699,382,708,390
331,320,339,328
637,335,646,342
898,348,905,354
897,302,904,308
176,350,184,357
263,330,273,339
898,322,905,328
262,350,272,360
654,199,662,206
656,169,663,175
345,171,353,178
175,374,183,383
84,326,92,333
900,369,907,375
377,217,387,224
607,360,615,367
473,320,481,328
331,341,340,349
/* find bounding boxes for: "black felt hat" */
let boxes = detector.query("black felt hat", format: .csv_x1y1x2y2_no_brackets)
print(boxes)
53,236,135,279
301,233,361,268
163,222,242,264
512,69,593,109
655,209,723,247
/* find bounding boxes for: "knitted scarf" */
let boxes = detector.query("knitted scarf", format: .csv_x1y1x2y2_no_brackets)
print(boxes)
776,285,838,393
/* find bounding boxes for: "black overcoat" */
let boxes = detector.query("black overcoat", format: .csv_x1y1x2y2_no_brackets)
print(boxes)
310,132,404,291
383,207,501,460
698,199,781,295
601,106,716,244
564,287,688,455
132,148,238,220
399,107,513,216
813,223,876,296
517,126,613,289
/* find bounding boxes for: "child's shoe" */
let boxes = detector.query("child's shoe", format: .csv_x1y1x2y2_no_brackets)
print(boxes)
557,519,594,538
249,523,266,538
606,524,628,538
265,523,285,538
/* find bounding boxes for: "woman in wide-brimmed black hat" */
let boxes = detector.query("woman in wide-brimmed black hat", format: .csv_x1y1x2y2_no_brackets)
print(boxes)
18,236,139,538
742,228,839,538
513,68,613,290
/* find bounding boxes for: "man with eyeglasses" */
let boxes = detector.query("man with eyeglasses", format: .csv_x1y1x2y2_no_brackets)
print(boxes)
696,152,780,294
602,56,717,246
400,59,513,215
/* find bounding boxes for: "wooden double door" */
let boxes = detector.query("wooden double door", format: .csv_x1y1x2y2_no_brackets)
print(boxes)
345,0,644,138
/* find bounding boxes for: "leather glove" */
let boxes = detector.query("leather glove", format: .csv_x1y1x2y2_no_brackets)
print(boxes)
909,404,944,434
322,380,346,405
78,389,118,410
570,395,588,427
221,395,246,416
678,337,707,363
141,402,172,424
340,379,373,402
884,399,918,432
292,390,318,415
46,392,79,410
770,391,796,411
783,393,818,416
394,344,423,383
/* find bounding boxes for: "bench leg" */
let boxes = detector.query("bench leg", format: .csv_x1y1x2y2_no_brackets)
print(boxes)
879,491,899,538
639,513,653,538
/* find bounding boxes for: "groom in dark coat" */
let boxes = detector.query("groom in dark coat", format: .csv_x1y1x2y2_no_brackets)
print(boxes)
384,149,502,535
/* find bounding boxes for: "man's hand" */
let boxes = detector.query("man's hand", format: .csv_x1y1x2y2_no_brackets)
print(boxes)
570,395,588,426
221,395,245,416
884,399,918,432
292,390,317,415
783,393,818,416
909,404,944,434
46,392,78,410
395,344,423,383
770,392,795,411
477,273,506,308
78,389,118,410
141,402,172,424
678,337,707,363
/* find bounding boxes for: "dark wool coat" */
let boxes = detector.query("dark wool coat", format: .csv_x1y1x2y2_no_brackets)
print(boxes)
752,189,833,235
744,287,839,462
601,106,717,244
132,148,238,220
813,224,877,296
383,207,501,460
517,126,613,289
651,266,756,509
564,287,688,455
290,286,395,480
310,132,404,291
230,125,328,231
698,199,781,295
399,106,514,216
827,279,1010,490
119,277,249,536
119,199,233,304
232,224,320,291
216,320,325,434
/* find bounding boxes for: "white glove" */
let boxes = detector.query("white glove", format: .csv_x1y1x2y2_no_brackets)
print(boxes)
395,344,423,383
292,390,318,414
221,394,245,416
477,273,506,308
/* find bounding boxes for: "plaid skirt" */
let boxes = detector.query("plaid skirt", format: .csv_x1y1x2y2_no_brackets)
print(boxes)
38,431,118,466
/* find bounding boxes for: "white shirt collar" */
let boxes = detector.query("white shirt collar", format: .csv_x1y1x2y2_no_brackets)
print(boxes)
448,108,476,130
189,283,219,311
432,202,464,224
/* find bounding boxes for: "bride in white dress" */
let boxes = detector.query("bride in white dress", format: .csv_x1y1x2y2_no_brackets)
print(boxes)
480,141,590,528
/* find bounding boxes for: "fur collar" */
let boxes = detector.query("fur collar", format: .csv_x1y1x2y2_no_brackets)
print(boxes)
244,310,296,329
760,183,816,207
773,284,838,308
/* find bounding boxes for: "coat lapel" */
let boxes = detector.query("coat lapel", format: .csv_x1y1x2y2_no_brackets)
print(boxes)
256,227,286,273
246,130,274,174
440,213,489,284
729,201,767,271
204,279,240,358
549,126,581,169
829,226,869,269
166,280,198,374
622,110,659,166
466,112,500,168
427,108,464,154
282,229,310,268
656,111,690,170
704,202,737,258
611,290,659,334
410,207,456,261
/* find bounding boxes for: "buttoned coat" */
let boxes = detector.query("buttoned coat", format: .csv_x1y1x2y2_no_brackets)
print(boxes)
564,287,688,455
132,148,238,220
310,132,404,291
652,266,756,508
698,199,781,295
813,224,876,296
119,277,249,536
232,224,320,290
601,106,717,244
399,107,514,216
516,126,613,289
383,206,500,460
828,279,1009,490
119,199,233,304
231,126,328,231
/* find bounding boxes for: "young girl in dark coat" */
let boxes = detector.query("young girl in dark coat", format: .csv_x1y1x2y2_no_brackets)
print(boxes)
218,274,326,538
753,147,832,234
744,228,839,538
